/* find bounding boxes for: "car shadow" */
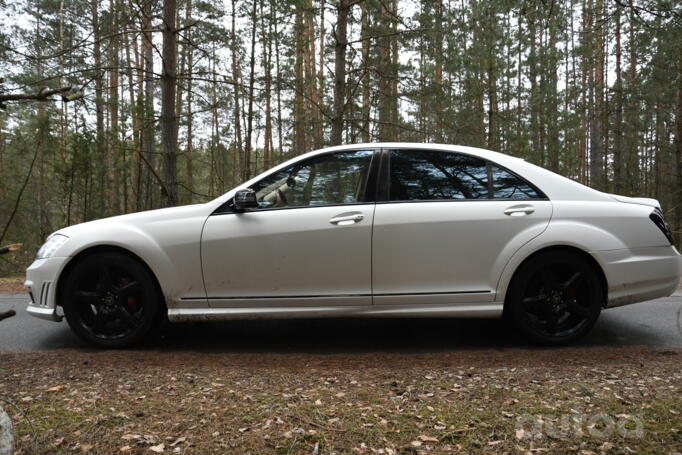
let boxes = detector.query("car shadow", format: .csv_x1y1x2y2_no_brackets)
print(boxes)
13,293,680,352
147,317,523,353
126,311,673,353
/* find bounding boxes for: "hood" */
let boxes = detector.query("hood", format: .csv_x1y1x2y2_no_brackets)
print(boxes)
608,193,660,208
56,203,210,238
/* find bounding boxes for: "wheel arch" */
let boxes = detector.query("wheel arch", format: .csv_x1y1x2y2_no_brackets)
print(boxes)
55,245,166,311
500,245,608,313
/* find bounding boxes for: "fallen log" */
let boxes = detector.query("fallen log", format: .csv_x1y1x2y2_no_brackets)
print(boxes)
0,244,21,255
0,310,16,322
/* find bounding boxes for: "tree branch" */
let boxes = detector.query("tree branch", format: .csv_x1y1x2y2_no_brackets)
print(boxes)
0,86,83,109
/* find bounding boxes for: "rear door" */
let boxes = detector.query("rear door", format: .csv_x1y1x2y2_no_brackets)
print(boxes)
371,148,552,305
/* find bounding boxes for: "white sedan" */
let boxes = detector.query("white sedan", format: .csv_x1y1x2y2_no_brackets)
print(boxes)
25,143,682,347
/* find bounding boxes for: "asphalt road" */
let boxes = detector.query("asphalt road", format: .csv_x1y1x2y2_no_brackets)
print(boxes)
1,292,681,352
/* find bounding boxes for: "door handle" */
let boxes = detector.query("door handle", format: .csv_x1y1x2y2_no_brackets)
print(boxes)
504,205,535,216
329,213,364,225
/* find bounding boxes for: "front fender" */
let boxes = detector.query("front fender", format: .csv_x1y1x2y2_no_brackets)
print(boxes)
54,205,210,308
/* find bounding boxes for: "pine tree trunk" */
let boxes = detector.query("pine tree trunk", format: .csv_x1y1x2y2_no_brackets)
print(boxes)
261,0,273,170
185,0,194,202
673,39,682,247
306,0,322,148
590,0,605,190
613,3,624,193
434,0,443,141
124,26,138,213
244,0,257,181
528,9,541,164
132,32,143,212
486,9,497,152
141,0,155,210
317,0,326,145
331,0,350,145
377,2,391,141
390,0,399,140
230,0,244,182
91,0,106,214
547,10,559,172
109,0,120,213
625,7,639,194
161,0,178,206
361,2,370,142
294,5,306,152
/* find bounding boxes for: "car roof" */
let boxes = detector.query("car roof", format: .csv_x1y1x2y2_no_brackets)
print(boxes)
310,142,519,163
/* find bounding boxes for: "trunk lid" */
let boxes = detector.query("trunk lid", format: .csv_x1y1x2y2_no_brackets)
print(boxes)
608,193,660,208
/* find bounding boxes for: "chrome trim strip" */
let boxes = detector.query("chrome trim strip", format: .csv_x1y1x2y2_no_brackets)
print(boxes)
184,290,491,301
168,303,503,322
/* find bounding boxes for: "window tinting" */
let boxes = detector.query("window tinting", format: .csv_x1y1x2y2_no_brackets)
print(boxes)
249,150,374,209
490,165,541,199
388,149,542,201
389,149,488,201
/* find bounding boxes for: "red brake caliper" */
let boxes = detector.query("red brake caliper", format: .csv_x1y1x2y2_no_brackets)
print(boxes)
121,278,138,311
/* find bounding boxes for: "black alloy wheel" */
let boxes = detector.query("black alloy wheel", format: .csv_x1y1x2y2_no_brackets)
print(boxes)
62,251,162,348
507,250,603,345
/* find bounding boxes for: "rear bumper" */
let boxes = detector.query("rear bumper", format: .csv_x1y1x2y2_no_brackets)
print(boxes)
594,245,682,308
24,257,67,322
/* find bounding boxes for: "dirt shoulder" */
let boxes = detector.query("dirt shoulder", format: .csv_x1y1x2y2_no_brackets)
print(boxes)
1,347,680,454
0,276,25,294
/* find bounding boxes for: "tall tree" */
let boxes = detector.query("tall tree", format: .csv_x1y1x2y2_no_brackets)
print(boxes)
160,0,178,206
590,0,606,190
331,0,353,145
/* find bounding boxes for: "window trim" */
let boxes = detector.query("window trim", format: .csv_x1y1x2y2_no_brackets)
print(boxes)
381,147,548,203
212,149,381,215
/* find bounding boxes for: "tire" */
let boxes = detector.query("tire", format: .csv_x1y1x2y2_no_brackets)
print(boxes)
61,251,163,348
506,250,603,345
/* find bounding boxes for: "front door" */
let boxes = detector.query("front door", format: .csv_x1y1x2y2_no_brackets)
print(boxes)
201,149,377,307
372,148,552,305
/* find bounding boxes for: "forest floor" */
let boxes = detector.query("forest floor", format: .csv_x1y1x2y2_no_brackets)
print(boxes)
1,348,681,455
1,278,681,454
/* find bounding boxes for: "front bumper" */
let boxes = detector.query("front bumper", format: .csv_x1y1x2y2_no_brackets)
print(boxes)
595,245,682,308
25,257,69,322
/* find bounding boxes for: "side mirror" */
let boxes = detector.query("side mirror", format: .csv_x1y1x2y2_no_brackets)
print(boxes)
233,188,258,212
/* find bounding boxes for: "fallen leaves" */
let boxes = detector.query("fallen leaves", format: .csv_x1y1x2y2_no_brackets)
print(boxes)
1,348,680,454
417,435,438,443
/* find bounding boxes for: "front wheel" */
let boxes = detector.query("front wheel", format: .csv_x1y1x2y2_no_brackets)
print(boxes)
61,252,162,348
506,250,604,345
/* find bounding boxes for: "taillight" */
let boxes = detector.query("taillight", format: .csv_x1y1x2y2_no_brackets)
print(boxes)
649,207,673,245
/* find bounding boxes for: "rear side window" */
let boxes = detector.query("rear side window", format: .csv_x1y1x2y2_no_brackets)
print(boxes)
388,149,542,201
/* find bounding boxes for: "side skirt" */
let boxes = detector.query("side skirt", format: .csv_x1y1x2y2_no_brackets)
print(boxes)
167,303,504,322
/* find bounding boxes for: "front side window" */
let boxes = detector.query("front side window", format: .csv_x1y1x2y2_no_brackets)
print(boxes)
388,149,542,201
250,150,374,209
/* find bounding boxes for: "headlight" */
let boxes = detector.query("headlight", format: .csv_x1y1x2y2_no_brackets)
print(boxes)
36,234,69,259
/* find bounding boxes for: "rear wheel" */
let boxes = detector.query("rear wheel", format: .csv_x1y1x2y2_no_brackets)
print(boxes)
506,250,603,345
62,252,162,348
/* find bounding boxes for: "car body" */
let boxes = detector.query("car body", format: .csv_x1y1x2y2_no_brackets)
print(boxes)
25,143,682,347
